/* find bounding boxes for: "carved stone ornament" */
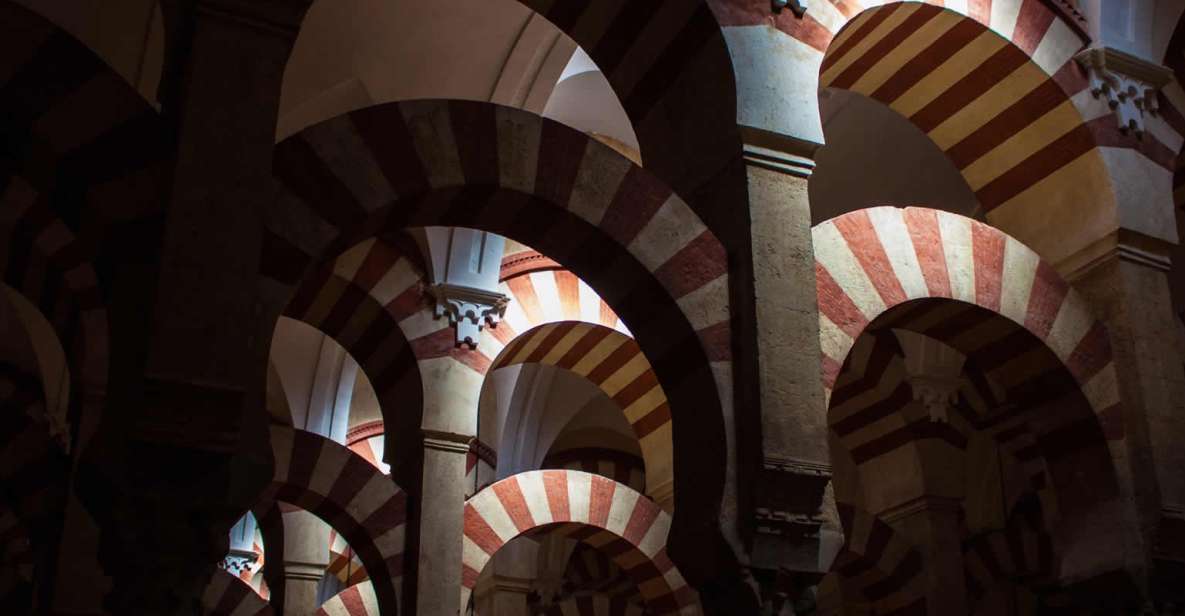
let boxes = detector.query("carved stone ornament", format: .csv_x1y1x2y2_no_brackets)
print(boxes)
1075,47,1173,139
772,0,807,17
218,548,258,576
428,283,509,349
906,375,961,424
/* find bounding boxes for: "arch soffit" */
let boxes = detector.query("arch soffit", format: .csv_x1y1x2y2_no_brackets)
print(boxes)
262,425,406,616
461,469,698,613
814,207,1121,440
268,99,732,542
490,321,673,505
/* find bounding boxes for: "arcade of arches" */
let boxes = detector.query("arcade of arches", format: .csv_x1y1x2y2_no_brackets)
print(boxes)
4,0,1185,614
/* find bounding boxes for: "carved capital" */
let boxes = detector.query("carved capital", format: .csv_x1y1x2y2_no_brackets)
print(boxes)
1075,47,1173,139
905,375,961,424
772,0,808,17
428,283,509,349
218,548,258,577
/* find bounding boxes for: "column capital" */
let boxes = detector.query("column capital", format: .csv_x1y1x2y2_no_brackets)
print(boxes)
739,125,819,178
428,282,509,350
878,494,962,525
1074,46,1173,139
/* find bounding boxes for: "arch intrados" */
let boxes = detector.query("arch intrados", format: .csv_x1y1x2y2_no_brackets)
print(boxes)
270,100,730,559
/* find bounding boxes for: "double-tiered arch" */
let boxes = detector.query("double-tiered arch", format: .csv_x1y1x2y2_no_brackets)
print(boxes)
267,99,736,583
462,469,700,614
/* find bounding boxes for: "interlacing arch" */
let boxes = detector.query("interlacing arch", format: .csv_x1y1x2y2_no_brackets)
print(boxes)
814,207,1120,435
254,426,407,616
267,99,733,570
461,470,700,614
962,495,1056,607
492,321,674,505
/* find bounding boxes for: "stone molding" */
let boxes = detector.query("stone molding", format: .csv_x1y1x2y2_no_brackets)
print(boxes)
196,0,312,37
283,561,327,582
428,282,509,349
878,494,962,525
755,457,831,538
1075,47,1174,139
423,429,474,454
739,125,818,178
1058,229,1174,282
470,439,498,468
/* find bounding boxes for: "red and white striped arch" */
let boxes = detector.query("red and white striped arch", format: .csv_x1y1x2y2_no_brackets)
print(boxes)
491,322,674,506
260,426,406,615
814,207,1120,438
496,246,629,339
461,470,699,614
316,581,379,616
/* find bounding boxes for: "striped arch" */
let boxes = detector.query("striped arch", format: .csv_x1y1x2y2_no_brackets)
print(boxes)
814,207,1120,440
829,326,1059,516
259,426,406,616
0,507,34,609
1158,17,1185,209
492,322,673,505
497,265,629,341
316,580,379,616
508,0,743,243
963,496,1055,605
461,470,700,614
327,529,368,587
345,421,388,475
0,362,68,610
0,0,173,455
824,502,927,614
543,594,646,616
201,569,272,616
268,99,732,560
544,448,647,495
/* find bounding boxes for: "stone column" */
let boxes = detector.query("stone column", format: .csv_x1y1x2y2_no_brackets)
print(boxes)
742,126,833,588
1059,233,1184,597
72,1,313,613
416,429,474,615
881,495,968,615
281,510,331,615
